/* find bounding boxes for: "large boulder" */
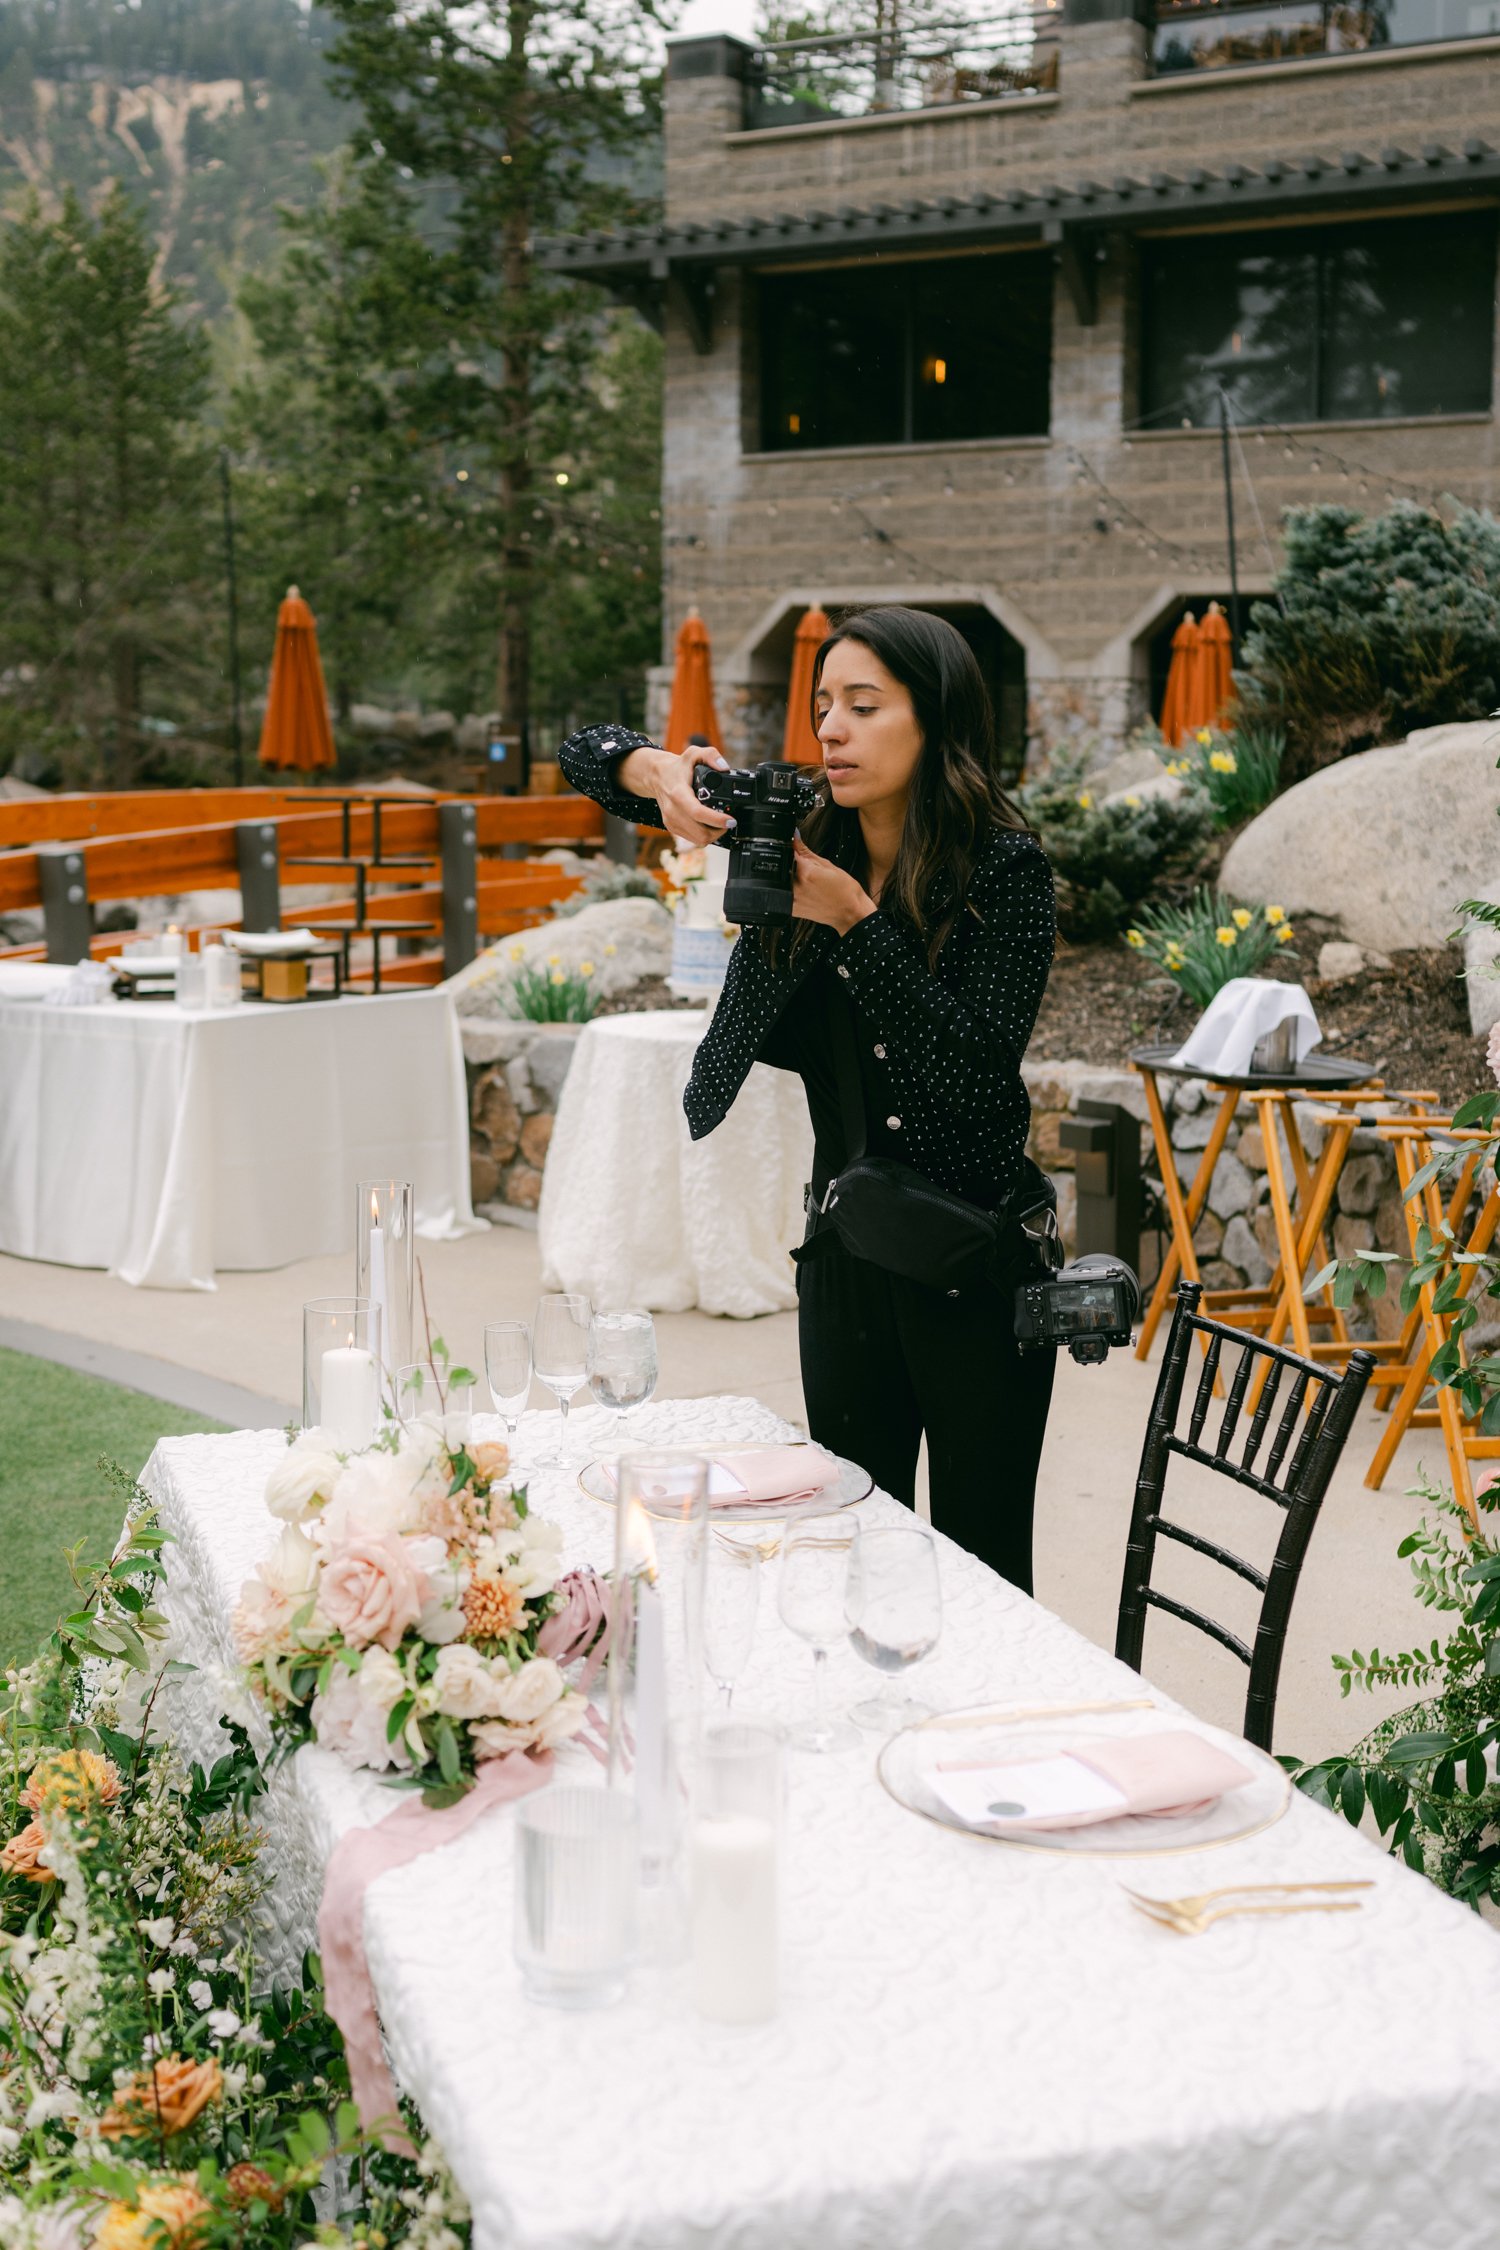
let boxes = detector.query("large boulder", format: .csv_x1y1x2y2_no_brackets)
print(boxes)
444,895,673,1016
1220,719,1500,951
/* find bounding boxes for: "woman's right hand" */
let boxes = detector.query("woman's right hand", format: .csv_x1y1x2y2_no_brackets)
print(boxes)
618,740,736,849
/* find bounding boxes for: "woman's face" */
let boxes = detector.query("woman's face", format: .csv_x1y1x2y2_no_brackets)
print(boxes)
814,639,924,816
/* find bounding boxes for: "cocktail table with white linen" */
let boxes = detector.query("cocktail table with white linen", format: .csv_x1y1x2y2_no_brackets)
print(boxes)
142,1395,1500,2250
539,1011,813,1318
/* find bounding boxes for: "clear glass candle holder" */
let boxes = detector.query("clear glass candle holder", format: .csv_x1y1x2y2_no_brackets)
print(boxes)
691,1721,782,2026
514,1787,638,2009
608,1453,709,1891
175,954,207,1013
303,1297,381,1448
396,1362,473,1447
356,1179,414,1394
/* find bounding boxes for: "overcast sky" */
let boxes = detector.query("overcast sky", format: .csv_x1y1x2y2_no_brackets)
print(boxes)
675,0,758,42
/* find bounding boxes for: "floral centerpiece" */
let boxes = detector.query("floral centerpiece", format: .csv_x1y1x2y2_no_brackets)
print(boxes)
235,1417,609,1810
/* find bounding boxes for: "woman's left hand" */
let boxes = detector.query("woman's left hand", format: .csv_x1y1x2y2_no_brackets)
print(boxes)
791,836,877,937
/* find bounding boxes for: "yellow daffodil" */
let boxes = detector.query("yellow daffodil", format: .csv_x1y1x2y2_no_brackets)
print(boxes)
1196,727,1214,746
1209,750,1238,774
604,942,618,956
1215,926,1238,948
579,960,595,976
546,952,561,966
1125,928,1145,948
1124,794,1142,809
1232,907,1252,930
1164,944,1186,969
549,969,566,986
508,942,525,961
1076,792,1093,811
1265,904,1286,925
1276,923,1295,943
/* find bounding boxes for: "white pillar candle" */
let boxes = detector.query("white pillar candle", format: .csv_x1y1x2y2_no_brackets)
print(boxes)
321,1342,379,1452
367,1204,389,1374
634,1573,669,1874
691,1813,778,2024
161,926,184,958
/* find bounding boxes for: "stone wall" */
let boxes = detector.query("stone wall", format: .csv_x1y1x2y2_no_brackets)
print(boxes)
463,1021,586,1220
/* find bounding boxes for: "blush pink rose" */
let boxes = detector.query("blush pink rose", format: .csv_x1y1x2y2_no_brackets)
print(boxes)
319,1528,442,1652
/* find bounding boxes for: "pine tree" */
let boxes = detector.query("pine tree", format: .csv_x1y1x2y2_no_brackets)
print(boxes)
0,187,212,785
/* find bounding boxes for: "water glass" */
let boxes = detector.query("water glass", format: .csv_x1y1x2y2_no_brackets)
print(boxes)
484,1320,533,1460
514,1787,638,2009
532,1293,591,1468
691,1721,781,2025
175,953,207,1013
703,1530,761,1712
587,1310,658,1445
845,1521,943,1733
396,1360,474,1447
777,1512,859,1754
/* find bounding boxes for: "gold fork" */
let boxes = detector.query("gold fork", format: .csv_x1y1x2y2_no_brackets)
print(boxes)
1125,1887,1371,1937
1121,1878,1373,1918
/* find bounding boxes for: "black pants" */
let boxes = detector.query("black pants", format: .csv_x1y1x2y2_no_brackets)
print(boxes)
797,1238,1056,1594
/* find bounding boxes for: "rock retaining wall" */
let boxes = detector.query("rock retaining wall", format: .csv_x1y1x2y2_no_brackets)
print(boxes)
463,1022,1407,1318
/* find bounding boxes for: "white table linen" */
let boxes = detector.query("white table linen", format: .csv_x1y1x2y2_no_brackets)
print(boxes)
143,1398,1500,2250
539,1010,813,1318
0,988,481,1289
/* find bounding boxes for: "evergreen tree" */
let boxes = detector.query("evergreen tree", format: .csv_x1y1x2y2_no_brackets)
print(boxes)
0,186,212,784
318,0,663,751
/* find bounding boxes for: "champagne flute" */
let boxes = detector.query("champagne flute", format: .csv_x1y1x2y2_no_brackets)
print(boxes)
777,1512,859,1753
531,1293,591,1469
484,1320,532,1467
587,1310,659,1447
844,1521,942,1733
703,1531,761,1712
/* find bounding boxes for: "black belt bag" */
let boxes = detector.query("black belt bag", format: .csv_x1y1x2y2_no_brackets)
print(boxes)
790,995,1061,1297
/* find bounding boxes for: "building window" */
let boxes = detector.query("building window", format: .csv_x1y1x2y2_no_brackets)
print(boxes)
757,252,1052,452
1140,212,1497,428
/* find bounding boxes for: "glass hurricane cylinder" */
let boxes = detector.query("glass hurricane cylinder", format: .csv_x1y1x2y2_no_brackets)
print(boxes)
302,1296,381,1448
691,1721,782,2026
514,1787,638,2010
356,1179,414,1398
607,1452,709,1894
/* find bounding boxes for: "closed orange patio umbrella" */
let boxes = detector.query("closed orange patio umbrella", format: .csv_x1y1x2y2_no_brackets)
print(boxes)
781,603,832,765
1197,600,1235,729
257,586,336,772
662,606,722,759
1158,610,1200,749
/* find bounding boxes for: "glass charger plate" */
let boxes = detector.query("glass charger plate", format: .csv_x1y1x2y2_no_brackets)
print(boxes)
877,1700,1290,1857
577,1444,872,1522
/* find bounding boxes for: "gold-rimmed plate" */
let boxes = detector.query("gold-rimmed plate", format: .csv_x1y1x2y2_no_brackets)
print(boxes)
577,1443,872,1522
877,1699,1291,1857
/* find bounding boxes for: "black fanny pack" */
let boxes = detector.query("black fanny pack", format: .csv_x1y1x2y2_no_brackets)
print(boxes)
791,994,1061,1297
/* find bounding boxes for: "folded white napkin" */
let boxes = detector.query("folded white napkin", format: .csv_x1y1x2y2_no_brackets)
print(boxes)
0,962,77,1002
1170,977,1320,1079
44,960,118,1008
223,928,321,958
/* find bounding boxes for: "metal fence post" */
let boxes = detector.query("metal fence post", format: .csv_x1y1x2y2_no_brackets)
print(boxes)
36,844,92,964
439,800,479,979
235,820,281,933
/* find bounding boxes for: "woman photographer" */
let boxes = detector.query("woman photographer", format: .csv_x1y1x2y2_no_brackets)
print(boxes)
557,605,1056,1592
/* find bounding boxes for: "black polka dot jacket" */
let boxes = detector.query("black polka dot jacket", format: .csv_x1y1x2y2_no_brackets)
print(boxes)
556,723,1057,1206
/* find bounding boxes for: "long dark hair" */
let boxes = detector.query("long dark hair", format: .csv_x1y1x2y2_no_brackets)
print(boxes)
788,605,1029,964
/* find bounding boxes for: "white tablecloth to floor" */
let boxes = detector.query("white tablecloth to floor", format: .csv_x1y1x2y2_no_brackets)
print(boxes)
538,1010,813,1318
0,988,481,1289
144,1397,1500,2250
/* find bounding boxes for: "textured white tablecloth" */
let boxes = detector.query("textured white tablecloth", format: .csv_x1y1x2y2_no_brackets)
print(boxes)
0,988,480,1289
538,1010,813,1318
142,1399,1500,2250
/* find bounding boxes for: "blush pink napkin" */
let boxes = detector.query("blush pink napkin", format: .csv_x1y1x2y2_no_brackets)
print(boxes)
604,1447,841,1508
953,1730,1253,1833
318,1750,552,2151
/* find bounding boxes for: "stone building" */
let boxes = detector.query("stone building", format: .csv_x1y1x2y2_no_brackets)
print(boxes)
545,2,1500,768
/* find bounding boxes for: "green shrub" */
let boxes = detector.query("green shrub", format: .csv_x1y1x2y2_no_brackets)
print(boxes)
552,861,660,917
1020,764,1212,941
1238,501,1500,778
1165,721,1286,829
506,957,598,1022
1127,887,1297,1008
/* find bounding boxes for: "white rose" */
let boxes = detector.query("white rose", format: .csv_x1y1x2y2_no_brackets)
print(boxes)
470,1691,586,1759
431,1644,508,1721
265,1444,343,1525
319,1446,433,1542
489,1655,566,1726
311,1666,410,1772
355,1646,406,1712
507,1518,564,1597
259,1524,320,1600
416,1552,470,1645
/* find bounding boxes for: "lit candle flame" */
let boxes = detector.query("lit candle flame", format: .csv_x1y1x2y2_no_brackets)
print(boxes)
625,1497,659,1585
370,1190,379,1222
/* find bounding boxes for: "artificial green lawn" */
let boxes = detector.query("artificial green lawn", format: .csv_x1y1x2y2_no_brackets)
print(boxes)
0,1346,226,1671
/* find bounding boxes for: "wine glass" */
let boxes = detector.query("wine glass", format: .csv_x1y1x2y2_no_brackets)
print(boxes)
703,1531,761,1712
531,1293,591,1469
777,1512,858,1753
484,1320,532,1466
844,1522,943,1733
586,1310,659,1447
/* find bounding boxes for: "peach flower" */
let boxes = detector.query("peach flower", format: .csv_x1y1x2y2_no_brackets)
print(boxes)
472,1439,510,1483
94,2179,211,2250
21,1748,121,1812
319,1528,443,1651
100,2056,223,2142
1,1819,56,1884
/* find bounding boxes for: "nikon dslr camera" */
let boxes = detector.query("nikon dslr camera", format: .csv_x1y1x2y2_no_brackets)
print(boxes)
693,757,823,926
1015,1254,1140,1367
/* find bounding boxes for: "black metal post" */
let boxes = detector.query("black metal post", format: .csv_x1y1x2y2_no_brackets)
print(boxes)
1217,389,1243,643
220,447,244,788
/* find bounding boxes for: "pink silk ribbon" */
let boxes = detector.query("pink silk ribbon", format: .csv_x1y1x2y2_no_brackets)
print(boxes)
317,1749,553,2151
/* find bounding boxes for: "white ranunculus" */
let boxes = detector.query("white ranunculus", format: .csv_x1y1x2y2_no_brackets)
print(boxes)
355,1646,406,1712
508,1517,565,1596
265,1443,343,1525
416,1551,470,1645
431,1644,507,1721
259,1523,320,1600
489,1655,566,1725
317,1447,426,1542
